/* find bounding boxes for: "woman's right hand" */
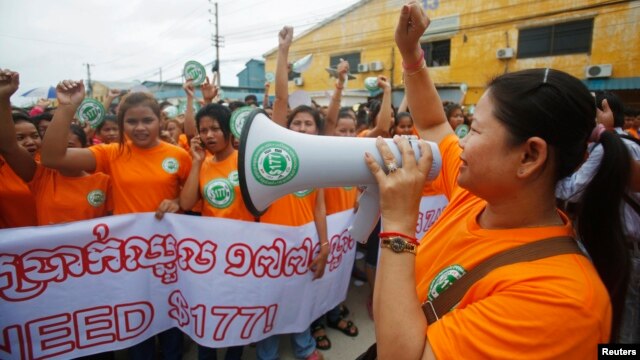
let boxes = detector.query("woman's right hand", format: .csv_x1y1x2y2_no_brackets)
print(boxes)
56,80,85,107
183,78,195,98
190,135,205,162
0,69,19,100
377,75,391,90
365,136,433,235
278,26,293,48
337,59,349,84
395,1,430,64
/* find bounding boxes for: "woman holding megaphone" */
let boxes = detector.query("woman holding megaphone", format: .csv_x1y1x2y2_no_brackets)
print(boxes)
362,2,632,359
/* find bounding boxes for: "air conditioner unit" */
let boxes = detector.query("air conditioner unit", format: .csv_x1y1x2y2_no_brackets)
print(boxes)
496,48,514,59
585,64,612,78
357,63,369,72
293,77,304,86
369,61,384,71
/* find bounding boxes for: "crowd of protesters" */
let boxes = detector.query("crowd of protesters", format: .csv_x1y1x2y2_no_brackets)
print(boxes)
2,1,640,359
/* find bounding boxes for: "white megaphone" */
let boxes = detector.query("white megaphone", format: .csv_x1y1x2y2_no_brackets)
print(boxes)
238,110,442,243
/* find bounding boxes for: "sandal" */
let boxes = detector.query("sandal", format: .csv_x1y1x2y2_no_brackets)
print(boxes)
327,318,359,337
311,324,331,350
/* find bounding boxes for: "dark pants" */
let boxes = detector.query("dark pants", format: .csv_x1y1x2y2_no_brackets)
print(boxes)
129,328,183,360
197,345,244,360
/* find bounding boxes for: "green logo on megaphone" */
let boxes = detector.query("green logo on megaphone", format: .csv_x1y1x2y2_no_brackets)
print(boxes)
251,141,299,186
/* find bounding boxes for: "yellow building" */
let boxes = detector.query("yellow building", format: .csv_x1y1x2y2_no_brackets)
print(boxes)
264,0,640,109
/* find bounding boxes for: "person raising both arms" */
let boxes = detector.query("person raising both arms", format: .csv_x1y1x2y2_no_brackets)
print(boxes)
41,79,191,360
362,2,634,359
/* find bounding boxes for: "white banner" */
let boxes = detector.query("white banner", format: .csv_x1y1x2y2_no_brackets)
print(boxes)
415,194,449,241
0,211,356,359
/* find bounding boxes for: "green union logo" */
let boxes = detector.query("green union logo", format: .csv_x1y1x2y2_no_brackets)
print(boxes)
204,178,234,208
263,152,287,176
251,141,299,186
187,66,202,79
82,106,99,120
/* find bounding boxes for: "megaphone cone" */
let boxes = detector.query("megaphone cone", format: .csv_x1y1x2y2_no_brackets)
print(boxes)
238,109,441,242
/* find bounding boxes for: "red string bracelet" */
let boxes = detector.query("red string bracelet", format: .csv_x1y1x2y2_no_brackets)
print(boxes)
379,231,419,245
402,49,425,71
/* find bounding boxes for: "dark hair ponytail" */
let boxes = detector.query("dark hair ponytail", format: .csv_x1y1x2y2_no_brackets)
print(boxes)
577,131,631,340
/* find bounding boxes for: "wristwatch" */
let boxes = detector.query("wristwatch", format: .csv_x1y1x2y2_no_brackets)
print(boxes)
380,237,418,255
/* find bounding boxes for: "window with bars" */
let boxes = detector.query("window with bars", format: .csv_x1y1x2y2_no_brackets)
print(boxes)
421,39,451,67
518,19,593,58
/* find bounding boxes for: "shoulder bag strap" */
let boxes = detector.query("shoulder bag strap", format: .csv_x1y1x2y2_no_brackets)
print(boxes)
422,236,583,325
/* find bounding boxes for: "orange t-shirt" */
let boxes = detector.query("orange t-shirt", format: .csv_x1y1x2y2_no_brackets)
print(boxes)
417,134,611,359
0,156,37,228
89,141,191,214
627,128,639,139
198,151,254,221
324,187,357,215
28,165,113,225
178,133,190,152
260,189,317,226
356,129,370,138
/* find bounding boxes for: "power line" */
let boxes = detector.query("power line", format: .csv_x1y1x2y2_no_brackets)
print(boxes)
112,0,635,83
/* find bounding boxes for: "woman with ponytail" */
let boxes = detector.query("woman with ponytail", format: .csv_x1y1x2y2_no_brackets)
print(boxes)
361,2,635,359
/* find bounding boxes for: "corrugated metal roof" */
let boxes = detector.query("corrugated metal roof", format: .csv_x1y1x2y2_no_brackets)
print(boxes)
583,77,640,91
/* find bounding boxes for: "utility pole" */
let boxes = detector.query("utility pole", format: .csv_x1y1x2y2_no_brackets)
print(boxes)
209,1,221,87
83,63,94,98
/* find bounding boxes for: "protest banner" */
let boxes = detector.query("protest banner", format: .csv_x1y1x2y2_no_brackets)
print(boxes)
0,211,355,359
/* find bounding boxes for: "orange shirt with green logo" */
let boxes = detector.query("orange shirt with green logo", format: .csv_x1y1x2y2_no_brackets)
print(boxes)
199,151,254,221
324,187,357,215
89,141,191,214
417,134,611,359
28,165,113,225
0,156,37,228
260,189,317,226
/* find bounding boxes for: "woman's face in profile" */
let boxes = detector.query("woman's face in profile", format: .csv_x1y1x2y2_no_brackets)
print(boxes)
457,91,522,200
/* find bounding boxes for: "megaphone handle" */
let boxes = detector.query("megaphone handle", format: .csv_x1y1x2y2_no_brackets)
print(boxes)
348,186,381,244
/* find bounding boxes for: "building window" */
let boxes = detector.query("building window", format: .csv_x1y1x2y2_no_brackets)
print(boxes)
421,39,451,67
518,19,593,58
330,52,361,72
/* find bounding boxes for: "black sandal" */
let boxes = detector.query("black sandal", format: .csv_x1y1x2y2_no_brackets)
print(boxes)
327,318,359,337
311,324,332,350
